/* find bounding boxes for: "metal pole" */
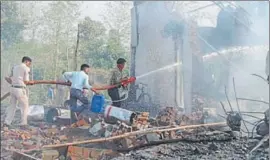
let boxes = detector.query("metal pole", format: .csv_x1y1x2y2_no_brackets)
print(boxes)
128,2,139,101
182,23,192,114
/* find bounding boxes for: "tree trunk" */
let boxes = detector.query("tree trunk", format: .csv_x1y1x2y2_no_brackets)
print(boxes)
54,23,60,80
74,24,80,71
66,29,70,71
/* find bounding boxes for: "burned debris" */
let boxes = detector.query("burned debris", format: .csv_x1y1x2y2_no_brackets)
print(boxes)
1,96,269,160
226,112,242,131
1,71,268,160
1,2,269,160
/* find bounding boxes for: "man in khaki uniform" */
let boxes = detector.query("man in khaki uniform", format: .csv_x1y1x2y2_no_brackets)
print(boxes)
108,58,128,107
4,56,34,127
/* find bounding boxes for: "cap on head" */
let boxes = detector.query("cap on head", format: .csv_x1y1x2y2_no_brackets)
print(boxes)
117,58,126,65
22,56,32,63
80,64,90,71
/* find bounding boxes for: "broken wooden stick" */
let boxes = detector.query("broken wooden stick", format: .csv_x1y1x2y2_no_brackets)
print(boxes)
1,92,10,101
5,77,12,84
43,122,227,149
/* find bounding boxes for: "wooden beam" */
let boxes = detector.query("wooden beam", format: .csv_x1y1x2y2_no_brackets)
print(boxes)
43,122,226,149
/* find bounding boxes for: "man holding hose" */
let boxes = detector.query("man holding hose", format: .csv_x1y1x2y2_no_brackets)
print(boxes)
108,58,128,108
63,64,96,123
4,56,34,128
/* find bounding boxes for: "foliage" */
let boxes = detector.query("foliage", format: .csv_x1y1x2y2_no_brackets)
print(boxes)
102,2,132,44
79,16,128,70
41,1,81,78
1,2,131,104
1,1,25,49
79,17,108,68
102,1,132,65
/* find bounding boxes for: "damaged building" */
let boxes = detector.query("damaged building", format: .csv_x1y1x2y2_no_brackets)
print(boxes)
1,1,269,160
129,1,269,113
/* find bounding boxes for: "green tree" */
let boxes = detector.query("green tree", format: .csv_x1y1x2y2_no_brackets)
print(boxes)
106,29,128,65
41,1,81,79
16,1,44,42
79,17,108,68
79,17,127,70
102,2,132,53
1,1,25,49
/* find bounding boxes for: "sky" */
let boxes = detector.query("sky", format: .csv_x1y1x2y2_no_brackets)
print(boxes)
80,1,107,21
30,1,220,27
80,1,219,27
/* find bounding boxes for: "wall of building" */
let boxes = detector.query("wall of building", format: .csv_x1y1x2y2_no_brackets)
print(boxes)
133,2,183,107
132,2,269,112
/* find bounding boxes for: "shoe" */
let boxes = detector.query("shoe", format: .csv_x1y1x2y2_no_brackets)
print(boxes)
18,124,30,130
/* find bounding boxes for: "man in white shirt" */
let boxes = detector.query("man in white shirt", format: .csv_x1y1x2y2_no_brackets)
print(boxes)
4,56,34,127
63,64,95,123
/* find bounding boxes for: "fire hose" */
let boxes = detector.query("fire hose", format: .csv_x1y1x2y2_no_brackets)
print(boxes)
1,77,136,101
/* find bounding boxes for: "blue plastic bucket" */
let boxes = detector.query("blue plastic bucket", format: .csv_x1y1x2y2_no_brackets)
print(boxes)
90,94,105,113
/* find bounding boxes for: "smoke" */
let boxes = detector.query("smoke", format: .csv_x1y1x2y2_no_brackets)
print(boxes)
133,2,269,118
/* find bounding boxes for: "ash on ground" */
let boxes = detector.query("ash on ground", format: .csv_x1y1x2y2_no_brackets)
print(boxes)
114,138,269,160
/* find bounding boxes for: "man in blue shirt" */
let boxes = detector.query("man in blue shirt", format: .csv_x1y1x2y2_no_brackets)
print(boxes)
63,64,95,123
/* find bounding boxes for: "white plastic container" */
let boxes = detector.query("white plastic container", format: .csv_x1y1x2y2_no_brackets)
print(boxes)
28,105,71,121
28,105,45,121
104,105,135,125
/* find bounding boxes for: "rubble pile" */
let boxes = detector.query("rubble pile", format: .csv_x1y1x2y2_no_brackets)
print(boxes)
156,107,179,126
1,104,269,160
114,138,269,160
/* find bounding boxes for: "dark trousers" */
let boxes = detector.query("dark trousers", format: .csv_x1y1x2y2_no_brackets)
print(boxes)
69,88,89,123
108,88,122,107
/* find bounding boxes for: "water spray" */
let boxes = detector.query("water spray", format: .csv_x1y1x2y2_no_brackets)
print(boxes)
136,62,181,79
